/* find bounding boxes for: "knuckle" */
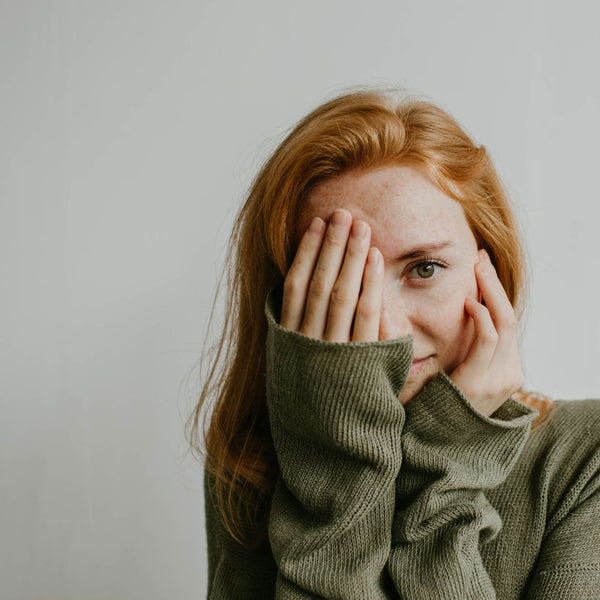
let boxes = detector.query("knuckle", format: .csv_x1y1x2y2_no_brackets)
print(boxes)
310,275,328,298
283,275,301,296
498,313,517,330
477,303,490,317
356,298,377,320
326,232,347,248
482,329,498,345
330,284,351,306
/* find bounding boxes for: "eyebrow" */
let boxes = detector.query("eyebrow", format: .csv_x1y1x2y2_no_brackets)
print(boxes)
392,241,455,262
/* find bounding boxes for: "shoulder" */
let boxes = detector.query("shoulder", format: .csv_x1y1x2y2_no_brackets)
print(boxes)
528,394,600,457
523,396,600,515
545,396,600,439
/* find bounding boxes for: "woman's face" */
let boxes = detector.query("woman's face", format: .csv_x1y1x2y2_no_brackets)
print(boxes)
295,163,481,405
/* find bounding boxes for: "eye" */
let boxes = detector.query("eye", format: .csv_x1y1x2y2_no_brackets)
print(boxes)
407,259,447,280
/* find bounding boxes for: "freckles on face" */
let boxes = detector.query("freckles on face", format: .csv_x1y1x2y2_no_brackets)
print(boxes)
427,280,477,371
295,164,482,399
397,265,478,405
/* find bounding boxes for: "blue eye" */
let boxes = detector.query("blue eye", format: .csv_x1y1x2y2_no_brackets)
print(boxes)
408,260,447,280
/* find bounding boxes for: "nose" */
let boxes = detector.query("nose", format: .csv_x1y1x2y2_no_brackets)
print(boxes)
378,284,413,341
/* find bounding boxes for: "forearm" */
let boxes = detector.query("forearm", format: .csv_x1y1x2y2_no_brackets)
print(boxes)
265,286,412,599
386,372,538,599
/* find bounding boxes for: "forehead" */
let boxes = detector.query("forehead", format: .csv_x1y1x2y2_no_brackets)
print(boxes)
298,164,473,254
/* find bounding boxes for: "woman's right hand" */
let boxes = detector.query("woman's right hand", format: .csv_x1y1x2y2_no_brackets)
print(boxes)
280,208,385,343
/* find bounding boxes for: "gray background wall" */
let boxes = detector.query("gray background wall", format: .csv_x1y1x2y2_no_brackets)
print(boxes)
2,1,599,598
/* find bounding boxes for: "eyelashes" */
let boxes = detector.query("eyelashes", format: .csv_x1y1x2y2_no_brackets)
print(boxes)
406,257,448,281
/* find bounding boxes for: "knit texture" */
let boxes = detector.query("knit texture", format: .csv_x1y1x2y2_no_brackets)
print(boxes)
204,286,600,599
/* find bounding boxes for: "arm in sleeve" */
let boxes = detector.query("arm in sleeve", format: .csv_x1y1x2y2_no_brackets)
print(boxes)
386,371,539,599
264,286,413,599
524,433,600,598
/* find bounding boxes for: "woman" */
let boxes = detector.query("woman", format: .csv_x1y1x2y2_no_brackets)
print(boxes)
187,89,600,598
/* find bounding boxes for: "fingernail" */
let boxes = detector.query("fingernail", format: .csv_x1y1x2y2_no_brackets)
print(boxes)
368,247,380,264
352,220,367,238
310,217,324,234
331,209,349,226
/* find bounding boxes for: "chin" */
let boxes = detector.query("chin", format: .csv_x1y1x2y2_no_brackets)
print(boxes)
399,362,439,406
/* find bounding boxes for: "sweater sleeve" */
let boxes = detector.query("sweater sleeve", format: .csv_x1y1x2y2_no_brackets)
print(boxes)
264,285,413,599
386,371,539,599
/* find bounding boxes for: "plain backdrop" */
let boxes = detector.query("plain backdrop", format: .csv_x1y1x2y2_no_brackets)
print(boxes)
2,1,599,598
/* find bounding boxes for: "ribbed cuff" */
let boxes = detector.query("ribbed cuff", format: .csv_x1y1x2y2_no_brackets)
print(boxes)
401,370,540,486
264,285,414,447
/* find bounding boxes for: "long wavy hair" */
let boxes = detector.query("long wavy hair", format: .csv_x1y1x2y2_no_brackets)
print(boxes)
185,88,556,552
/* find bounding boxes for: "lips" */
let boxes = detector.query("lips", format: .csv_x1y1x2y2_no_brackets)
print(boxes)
412,356,431,364
410,355,432,373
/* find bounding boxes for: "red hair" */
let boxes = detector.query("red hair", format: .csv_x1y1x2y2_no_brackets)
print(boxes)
185,88,556,551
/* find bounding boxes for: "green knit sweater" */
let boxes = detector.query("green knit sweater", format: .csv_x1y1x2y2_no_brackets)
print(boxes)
204,286,600,598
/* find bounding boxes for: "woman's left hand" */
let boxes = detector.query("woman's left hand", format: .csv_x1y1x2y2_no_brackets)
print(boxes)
448,249,524,418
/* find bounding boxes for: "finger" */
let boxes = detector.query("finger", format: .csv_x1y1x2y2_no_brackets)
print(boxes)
280,216,326,331
352,247,384,342
461,295,498,373
301,208,353,338
475,250,519,364
476,250,515,332
325,219,372,342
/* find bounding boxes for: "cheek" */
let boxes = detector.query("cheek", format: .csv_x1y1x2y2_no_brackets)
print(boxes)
426,268,477,320
446,273,478,367
423,270,478,370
